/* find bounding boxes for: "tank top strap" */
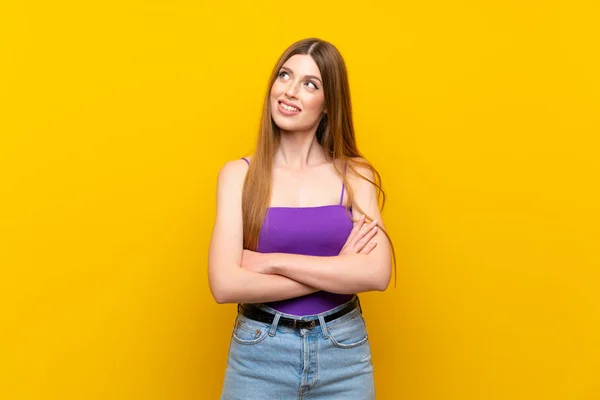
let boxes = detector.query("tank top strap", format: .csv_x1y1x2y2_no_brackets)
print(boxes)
241,157,250,165
339,161,348,205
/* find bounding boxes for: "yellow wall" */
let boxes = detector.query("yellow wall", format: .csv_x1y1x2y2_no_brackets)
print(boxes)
1,1,598,399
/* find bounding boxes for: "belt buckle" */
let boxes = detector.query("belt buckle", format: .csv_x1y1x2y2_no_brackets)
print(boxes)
302,320,316,330
292,319,316,330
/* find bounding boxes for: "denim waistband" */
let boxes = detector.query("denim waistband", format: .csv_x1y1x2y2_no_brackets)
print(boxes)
250,295,361,321
242,295,362,337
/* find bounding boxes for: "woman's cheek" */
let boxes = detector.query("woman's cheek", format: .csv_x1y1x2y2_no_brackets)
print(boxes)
304,94,325,112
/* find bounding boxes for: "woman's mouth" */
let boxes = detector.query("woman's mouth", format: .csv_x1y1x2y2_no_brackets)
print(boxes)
278,101,301,115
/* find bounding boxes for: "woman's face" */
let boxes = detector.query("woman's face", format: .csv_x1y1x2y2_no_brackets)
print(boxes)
270,54,326,134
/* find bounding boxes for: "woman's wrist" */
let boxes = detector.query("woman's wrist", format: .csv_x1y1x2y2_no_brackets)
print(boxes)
266,253,282,274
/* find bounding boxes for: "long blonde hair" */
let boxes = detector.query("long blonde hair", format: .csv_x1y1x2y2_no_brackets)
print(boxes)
242,38,396,284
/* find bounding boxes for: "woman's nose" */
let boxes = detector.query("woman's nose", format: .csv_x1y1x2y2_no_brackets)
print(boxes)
285,81,299,98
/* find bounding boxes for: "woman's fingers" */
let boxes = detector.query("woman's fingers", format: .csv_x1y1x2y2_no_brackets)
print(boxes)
340,215,379,255
348,214,366,242
360,239,378,254
358,219,377,238
340,215,361,254
355,223,378,252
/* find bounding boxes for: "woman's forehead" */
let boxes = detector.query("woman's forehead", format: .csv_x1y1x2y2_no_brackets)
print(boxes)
282,54,322,79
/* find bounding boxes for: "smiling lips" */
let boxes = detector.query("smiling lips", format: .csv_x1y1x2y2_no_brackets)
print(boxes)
278,100,301,113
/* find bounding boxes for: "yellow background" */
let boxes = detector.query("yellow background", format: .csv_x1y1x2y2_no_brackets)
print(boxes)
1,1,599,399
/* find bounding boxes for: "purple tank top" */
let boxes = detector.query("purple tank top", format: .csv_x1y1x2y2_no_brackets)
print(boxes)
242,157,354,315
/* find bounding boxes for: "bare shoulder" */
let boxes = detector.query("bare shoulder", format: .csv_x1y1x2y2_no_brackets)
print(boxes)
218,157,250,180
346,157,376,185
216,158,251,197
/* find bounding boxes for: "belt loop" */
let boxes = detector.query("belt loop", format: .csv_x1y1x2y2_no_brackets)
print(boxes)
356,295,362,313
317,314,330,339
269,312,282,337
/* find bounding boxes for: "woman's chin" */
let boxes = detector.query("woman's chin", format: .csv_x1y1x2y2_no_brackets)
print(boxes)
273,119,318,134
273,119,299,132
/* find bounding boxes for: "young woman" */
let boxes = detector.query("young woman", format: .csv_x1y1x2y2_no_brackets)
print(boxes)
208,38,394,399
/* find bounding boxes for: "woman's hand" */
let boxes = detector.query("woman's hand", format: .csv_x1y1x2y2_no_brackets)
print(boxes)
241,250,273,274
339,214,378,255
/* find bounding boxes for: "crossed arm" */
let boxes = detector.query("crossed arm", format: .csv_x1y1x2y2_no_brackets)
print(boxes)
207,159,392,304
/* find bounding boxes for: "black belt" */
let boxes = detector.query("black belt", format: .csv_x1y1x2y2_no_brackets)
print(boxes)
238,297,360,330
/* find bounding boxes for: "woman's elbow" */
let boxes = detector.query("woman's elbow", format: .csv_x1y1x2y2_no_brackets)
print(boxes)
374,276,390,292
209,278,235,304
212,291,230,304
210,286,227,304
371,264,392,292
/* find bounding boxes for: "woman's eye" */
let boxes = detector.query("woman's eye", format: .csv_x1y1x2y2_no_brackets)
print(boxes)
278,71,289,79
306,81,318,90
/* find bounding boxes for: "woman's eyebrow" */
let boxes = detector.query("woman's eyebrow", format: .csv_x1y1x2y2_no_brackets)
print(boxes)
280,66,322,84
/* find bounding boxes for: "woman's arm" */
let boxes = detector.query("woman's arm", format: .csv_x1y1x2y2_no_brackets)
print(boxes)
208,159,319,304
241,164,392,294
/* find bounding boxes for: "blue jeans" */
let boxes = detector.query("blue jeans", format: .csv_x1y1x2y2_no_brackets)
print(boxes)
220,296,375,399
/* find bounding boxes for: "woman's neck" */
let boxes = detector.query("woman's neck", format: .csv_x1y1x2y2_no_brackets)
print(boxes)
275,130,326,169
